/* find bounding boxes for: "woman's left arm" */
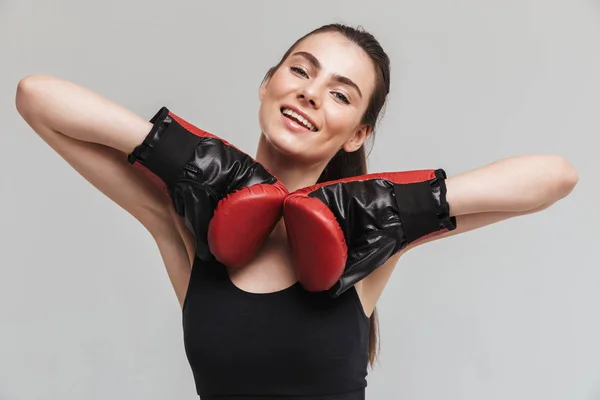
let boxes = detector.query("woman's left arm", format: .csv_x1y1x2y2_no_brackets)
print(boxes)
402,154,578,252
445,154,579,217
356,155,579,314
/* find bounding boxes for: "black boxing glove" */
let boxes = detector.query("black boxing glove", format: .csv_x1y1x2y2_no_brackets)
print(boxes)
128,107,288,266
283,169,457,296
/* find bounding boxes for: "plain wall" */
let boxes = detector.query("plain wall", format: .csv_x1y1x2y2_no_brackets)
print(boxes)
1,0,599,399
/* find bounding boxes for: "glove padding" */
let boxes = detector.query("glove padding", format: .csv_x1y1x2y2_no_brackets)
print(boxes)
283,169,457,297
127,107,287,267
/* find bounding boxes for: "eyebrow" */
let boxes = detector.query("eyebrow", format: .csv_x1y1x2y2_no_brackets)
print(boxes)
291,51,363,98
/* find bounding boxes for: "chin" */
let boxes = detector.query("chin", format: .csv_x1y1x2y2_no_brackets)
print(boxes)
263,128,307,159
267,138,332,169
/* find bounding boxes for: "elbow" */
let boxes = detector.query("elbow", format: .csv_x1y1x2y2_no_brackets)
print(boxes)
15,74,53,119
550,155,579,201
523,155,577,213
15,75,37,118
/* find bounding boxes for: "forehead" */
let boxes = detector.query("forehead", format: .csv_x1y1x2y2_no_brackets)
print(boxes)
289,32,376,95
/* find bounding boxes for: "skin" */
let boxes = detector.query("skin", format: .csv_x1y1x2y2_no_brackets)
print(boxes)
15,32,578,317
255,32,374,191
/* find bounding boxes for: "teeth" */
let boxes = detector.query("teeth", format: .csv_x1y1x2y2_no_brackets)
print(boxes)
282,108,315,131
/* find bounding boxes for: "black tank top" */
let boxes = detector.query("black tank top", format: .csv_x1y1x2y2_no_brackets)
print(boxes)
181,256,371,399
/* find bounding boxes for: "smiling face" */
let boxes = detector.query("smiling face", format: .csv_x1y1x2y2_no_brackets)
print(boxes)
258,32,377,167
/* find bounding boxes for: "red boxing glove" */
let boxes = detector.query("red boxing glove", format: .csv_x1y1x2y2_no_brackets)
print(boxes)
283,169,457,297
128,107,287,267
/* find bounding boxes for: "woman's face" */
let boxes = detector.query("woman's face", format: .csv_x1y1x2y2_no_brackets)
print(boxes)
258,32,377,166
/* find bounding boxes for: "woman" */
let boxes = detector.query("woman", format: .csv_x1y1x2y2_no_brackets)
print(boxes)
15,23,578,399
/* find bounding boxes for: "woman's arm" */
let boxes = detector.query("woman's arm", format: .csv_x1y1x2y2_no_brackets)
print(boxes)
16,74,151,153
404,154,578,250
402,199,556,253
15,74,172,234
16,74,198,305
357,156,578,315
445,154,578,216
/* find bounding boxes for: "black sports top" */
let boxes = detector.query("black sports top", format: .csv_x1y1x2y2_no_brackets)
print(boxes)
182,256,371,399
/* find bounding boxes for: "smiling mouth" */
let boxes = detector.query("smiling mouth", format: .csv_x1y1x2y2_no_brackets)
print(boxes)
280,107,318,132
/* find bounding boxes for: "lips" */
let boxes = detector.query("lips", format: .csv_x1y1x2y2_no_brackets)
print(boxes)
280,106,318,132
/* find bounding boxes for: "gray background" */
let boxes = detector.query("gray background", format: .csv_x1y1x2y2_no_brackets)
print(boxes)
1,0,598,399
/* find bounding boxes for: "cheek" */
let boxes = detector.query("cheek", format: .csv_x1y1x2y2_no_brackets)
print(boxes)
264,72,295,100
324,105,362,137
258,102,277,136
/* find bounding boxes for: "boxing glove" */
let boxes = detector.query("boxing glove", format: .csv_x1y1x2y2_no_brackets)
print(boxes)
283,169,457,297
127,107,288,267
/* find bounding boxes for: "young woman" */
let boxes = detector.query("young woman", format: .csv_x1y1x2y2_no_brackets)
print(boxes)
15,24,578,399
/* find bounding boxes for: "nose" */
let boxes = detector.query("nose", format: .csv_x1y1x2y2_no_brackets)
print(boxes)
297,86,321,109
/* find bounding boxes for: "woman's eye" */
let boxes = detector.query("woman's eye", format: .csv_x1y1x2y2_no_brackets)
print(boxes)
290,67,308,77
334,92,350,104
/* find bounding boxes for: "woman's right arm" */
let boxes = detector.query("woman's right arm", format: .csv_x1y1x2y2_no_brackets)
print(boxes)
15,74,194,302
15,74,171,234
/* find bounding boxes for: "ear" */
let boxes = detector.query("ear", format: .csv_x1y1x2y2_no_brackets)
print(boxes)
342,124,371,153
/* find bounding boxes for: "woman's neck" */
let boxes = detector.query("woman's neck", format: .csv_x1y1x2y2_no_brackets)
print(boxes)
254,134,325,192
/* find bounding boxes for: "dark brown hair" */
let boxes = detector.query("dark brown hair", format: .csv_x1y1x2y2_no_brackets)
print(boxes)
262,23,391,367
